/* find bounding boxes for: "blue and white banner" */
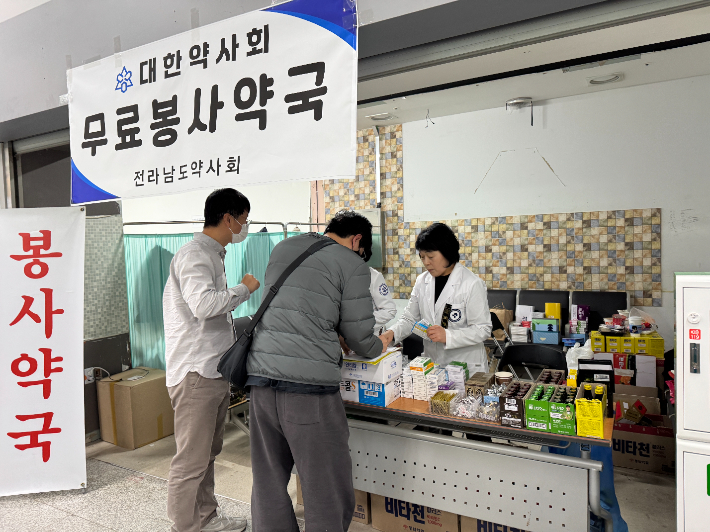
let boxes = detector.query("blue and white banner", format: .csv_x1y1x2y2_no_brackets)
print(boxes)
67,0,357,204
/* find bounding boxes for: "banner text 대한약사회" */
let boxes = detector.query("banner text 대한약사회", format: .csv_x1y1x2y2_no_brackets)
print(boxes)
68,0,357,204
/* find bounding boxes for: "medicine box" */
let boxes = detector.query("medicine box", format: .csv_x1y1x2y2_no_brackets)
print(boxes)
409,356,434,374
621,338,635,354
549,387,577,436
531,318,559,332
575,383,607,439
605,336,623,353
339,379,401,407
590,331,605,353
634,334,664,358
524,384,557,432
532,331,561,345
342,349,403,384
500,382,525,429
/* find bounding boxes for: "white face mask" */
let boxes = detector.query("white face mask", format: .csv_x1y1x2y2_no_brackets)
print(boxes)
229,218,249,244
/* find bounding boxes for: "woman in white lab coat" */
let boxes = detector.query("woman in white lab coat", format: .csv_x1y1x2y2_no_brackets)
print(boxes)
380,223,492,373
370,267,397,335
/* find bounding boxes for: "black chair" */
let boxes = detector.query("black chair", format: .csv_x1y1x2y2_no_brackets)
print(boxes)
489,311,512,356
519,290,570,325
571,291,628,332
498,344,567,381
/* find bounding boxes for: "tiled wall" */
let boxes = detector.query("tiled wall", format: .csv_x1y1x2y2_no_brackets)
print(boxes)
84,215,130,340
322,125,661,307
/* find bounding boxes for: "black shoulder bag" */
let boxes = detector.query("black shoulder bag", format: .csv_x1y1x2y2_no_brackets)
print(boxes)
217,238,335,388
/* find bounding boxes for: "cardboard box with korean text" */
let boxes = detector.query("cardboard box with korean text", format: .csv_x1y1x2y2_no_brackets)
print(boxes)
460,516,531,531
613,385,660,417
371,494,458,532
296,476,370,524
97,367,174,450
612,415,675,474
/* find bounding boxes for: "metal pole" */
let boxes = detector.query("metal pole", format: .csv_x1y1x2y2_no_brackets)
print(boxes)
588,468,613,532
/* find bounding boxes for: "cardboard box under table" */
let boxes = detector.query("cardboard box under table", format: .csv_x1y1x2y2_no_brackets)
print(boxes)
97,367,174,450
371,494,458,532
460,516,531,532
296,476,370,524
612,414,675,474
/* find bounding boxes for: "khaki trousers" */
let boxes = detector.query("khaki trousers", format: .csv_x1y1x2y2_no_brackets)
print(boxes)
167,372,230,532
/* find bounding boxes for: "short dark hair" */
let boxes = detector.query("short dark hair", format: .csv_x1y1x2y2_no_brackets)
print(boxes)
324,210,373,262
415,223,460,266
203,188,250,228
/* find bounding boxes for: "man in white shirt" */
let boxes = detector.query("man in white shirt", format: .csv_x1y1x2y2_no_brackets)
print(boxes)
370,267,396,334
163,188,259,532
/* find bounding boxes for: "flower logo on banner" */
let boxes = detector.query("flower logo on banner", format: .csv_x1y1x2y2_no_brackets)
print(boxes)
115,66,133,93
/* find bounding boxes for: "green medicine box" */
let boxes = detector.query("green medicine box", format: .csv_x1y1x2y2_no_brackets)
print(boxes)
524,384,557,432
549,400,576,436
531,319,560,332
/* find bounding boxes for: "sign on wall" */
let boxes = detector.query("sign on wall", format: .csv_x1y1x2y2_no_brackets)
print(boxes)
0,207,86,496
67,0,358,204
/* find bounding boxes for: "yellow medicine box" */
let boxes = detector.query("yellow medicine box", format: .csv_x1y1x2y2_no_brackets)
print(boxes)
575,383,607,439
590,331,605,353
634,333,665,358
605,336,622,353
621,337,635,354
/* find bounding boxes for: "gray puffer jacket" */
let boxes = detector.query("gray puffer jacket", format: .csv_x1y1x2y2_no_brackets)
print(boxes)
247,233,382,386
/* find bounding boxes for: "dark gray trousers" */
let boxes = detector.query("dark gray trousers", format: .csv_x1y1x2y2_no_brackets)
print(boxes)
249,386,355,532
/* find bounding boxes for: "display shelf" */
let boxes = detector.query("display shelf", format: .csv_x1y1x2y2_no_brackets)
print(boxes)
344,397,613,448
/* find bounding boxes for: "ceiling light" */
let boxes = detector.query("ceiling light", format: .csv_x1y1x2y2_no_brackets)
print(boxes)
505,97,534,126
366,113,397,121
588,73,624,85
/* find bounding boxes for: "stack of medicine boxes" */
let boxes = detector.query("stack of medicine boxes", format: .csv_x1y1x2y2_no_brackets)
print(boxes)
340,349,403,407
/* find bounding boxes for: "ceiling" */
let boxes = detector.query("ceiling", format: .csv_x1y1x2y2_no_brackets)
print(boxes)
358,4,710,104
356,19,710,128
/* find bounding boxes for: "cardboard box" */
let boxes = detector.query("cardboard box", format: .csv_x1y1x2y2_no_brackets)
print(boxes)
342,349,403,384
614,385,661,416
296,477,371,524
460,516,531,532
575,383,607,439
340,379,400,407
634,333,665,358
578,360,614,417
612,415,675,474
590,331,605,353
613,353,628,369
632,354,657,387
97,367,174,450
371,495,458,532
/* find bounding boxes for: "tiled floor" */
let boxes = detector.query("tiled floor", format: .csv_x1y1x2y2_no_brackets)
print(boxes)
0,421,675,532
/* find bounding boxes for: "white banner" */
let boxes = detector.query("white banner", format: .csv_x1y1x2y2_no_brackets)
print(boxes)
68,0,358,204
0,207,86,496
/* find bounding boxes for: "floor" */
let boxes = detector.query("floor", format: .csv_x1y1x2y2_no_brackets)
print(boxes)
0,420,675,532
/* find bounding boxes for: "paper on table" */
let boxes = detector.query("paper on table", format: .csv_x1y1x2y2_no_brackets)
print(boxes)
343,347,401,364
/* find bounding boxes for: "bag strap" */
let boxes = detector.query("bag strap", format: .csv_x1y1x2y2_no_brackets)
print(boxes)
243,237,335,336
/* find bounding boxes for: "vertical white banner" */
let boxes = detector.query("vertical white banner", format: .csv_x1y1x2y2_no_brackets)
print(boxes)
0,207,87,496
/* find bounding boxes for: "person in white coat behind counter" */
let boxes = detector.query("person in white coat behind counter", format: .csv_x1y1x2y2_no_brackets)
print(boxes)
370,267,397,335
379,223,492,374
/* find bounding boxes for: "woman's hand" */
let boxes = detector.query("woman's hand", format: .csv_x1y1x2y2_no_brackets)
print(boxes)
378,330,395,352
426,325,447,344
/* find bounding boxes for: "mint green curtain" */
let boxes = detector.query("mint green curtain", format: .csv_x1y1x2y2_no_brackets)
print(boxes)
124,231,295,369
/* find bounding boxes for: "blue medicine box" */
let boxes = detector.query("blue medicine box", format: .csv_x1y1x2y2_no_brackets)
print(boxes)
532,331,561,345
358,380,399,407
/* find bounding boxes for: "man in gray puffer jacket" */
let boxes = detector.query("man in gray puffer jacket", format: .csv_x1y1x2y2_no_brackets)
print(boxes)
246,211,386,532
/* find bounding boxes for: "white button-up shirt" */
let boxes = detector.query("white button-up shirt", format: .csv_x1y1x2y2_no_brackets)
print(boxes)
163,233,250,387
